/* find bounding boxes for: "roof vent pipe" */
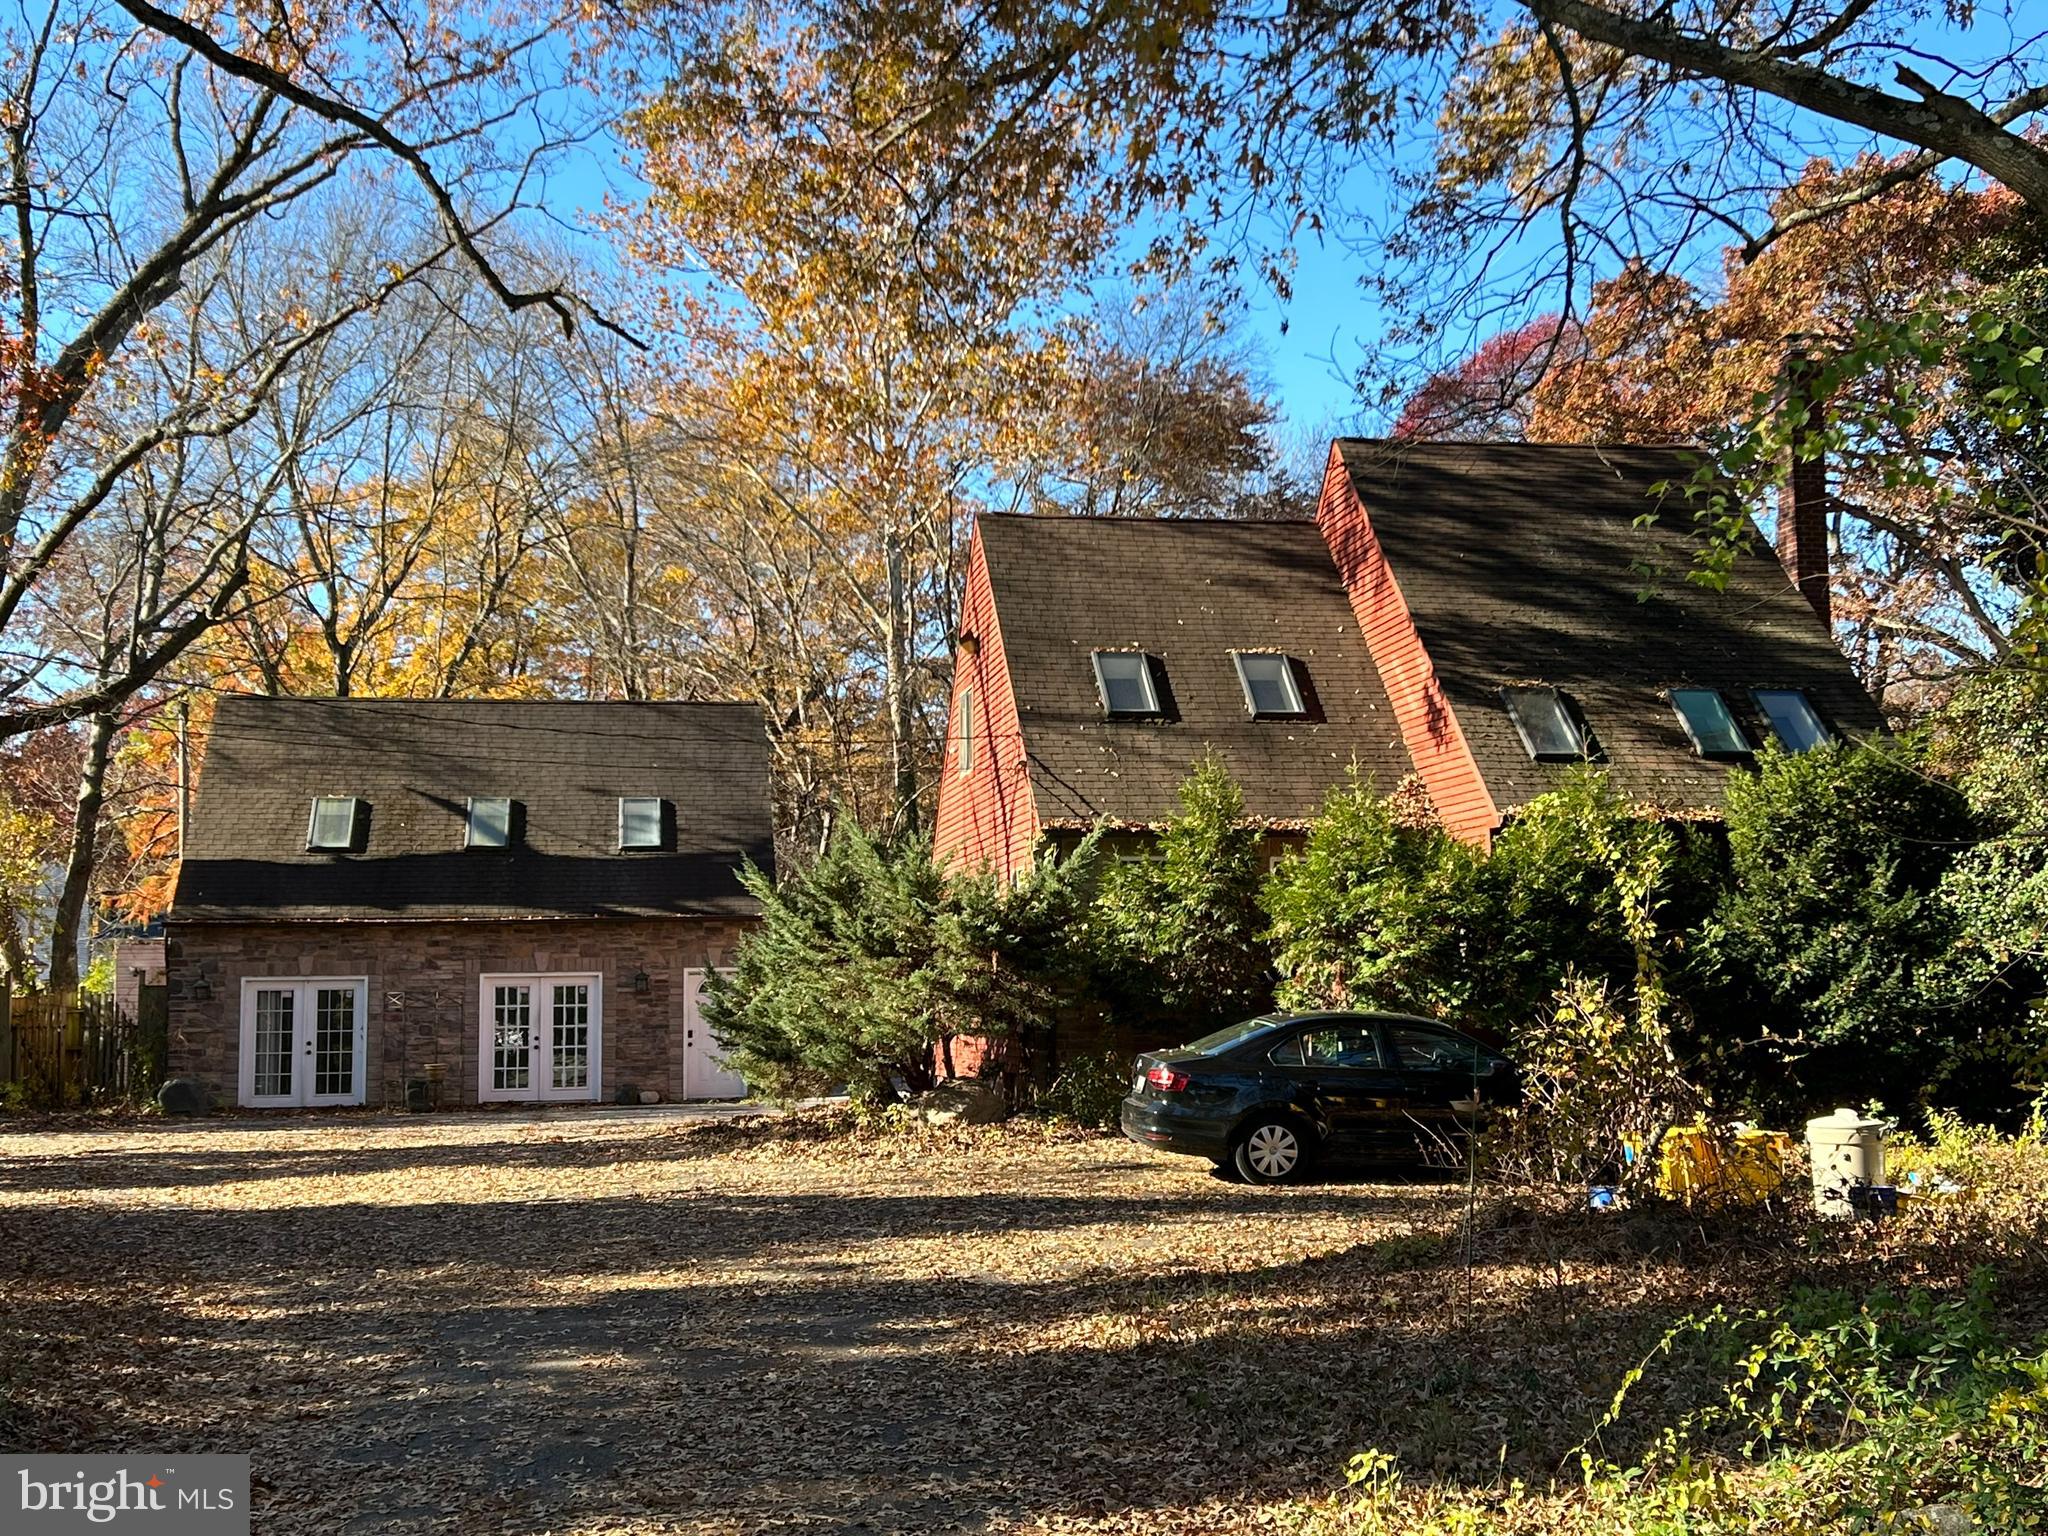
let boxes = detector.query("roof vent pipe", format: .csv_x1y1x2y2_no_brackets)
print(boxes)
1776,347,1833,630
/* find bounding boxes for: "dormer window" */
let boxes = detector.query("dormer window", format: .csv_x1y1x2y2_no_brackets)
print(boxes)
306,796,360,851
466,797,513,849
1092,650,1162,717
1669,688,1750,759
1499,686,1588,762
1232,652,1306,718
1753,689,1832,753
618,797,667,850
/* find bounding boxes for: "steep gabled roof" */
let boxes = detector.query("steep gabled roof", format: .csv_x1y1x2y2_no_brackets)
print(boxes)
1332,438,1886,814
171,698,773,923
975,514,1415,827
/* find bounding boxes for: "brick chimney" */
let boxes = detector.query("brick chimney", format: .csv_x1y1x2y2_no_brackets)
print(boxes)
1777,350,1832,629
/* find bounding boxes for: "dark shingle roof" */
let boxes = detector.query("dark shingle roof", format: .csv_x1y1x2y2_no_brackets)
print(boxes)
171,698,773,923
1335,439,1886,813
976,514,1415,826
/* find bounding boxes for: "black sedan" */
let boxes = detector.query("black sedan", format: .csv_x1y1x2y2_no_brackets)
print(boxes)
1119,1011,1515,1183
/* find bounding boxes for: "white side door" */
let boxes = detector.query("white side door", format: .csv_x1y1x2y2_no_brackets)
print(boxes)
479,973,602,1103
682,968,747,1100
239,978,368,1108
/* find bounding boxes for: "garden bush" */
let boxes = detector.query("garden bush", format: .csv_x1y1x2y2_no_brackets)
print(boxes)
705,826,1103,1104
1487,974,1705,1192
1315,1276,2048,1535
1038,1047,1132,1129
1263,769,1487,1019
1266,768,1690,1041
1092,753,1275,1035
1698,739,1988,1115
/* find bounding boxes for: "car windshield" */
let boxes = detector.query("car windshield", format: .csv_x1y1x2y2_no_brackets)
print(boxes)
1181,1015,1284,1054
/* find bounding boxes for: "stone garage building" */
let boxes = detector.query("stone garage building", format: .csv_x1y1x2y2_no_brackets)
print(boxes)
166,697,774,1110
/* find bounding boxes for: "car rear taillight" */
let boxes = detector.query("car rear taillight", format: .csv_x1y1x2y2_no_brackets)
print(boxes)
1145,1064,1190,1092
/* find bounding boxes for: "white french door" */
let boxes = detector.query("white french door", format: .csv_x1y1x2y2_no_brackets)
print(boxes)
239,978,369,1107
478,974,603,1103
682,968,747,1100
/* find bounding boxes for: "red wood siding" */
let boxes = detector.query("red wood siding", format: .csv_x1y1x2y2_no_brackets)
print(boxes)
1315,447,1500,845
933,525,1038,879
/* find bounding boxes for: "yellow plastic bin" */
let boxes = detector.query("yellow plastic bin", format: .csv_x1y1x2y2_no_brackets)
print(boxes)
1653,1123,1794,1208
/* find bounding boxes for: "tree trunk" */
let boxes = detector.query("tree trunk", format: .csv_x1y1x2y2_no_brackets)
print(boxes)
883,531,919,836
0,906,35,994
45,709,116,992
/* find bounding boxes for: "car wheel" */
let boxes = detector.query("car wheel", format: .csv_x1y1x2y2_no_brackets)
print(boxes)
1233,1116,1311,1185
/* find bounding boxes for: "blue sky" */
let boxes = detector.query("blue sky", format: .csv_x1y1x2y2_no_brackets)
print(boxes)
532,104,1401,436
533,6,2028,442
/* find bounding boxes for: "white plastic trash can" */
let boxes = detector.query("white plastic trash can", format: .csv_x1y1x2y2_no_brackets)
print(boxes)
1807,1107,1887,1219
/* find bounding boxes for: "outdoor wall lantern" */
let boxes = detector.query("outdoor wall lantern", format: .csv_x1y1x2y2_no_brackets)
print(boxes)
633,969,651,995
190,977,212,1002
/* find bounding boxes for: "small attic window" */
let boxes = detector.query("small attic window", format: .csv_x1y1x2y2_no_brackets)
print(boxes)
306,796,360,851
1669,689,1750,759
1500,686,1587,762
618,796,667,850
1092,650,1162,717
1753,689,1832,753
1232,652,1306,718
955,687,975,776
466,797,513,849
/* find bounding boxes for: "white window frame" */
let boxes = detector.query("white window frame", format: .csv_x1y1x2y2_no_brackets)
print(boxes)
306,796,360,851
1231,651,1307,718
237,975,369,1108
956,687,975,776
466,796,514,848
477,972,604,1104
618,796,665,850
1091,650,1161,717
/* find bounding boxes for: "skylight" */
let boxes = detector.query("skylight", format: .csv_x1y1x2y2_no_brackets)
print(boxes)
306,796,359,851
1753,690,1832,753
1499,686,1587,762
466,797,513,848
1232,653,1306,718
1669,689,1750,759
1092,651,1161,716
618,797,666,850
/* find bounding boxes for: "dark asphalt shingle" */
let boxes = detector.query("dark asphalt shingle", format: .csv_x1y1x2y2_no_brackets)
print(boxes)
1335,438,1887,814
171,698,773,922
976,514,1416,826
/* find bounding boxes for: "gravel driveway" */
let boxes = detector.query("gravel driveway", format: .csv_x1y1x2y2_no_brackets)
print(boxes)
0,1111,1639,1534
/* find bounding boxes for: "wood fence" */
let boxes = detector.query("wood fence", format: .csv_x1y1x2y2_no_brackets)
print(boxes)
0,984,167,1105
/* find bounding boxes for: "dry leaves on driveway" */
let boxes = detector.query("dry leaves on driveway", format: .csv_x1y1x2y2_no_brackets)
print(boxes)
0,1110,1855,1535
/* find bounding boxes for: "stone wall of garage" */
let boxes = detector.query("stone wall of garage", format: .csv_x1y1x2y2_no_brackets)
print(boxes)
166,917,753,1109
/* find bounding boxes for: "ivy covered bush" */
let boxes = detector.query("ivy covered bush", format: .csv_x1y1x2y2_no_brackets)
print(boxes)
1265,768,1691,1038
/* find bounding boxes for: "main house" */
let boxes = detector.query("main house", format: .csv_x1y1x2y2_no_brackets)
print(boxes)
167,698,773,1110
934,439,1884,876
